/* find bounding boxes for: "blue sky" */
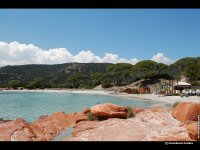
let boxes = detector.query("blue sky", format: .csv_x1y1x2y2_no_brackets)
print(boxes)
0,9,199,66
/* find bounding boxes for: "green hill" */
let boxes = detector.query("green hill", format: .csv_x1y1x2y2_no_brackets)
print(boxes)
166,57,200,77
0,63,113,88
0,57,199,89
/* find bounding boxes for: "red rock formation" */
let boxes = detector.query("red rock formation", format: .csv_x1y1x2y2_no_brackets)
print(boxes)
121,88,139,94
0,110,89,141
132,107,144,114
0,118,36,141
172,102,200,124
31,112,74,141
90,103,128,118
138,87,150,94
65,107,192,141
0,103,198,141
82,108,91,114
185,122,198,141
0,118,11,124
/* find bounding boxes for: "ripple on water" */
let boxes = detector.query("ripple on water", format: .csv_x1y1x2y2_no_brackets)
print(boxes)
0,91,167,122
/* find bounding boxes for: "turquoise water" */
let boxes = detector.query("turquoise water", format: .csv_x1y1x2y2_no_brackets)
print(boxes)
0,91,166,122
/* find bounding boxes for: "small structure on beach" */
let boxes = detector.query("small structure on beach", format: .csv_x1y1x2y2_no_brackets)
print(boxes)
173,82,191,94
148,79,175,95
148,80,193,95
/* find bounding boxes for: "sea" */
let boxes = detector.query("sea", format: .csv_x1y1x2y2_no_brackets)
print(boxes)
0,91,167,122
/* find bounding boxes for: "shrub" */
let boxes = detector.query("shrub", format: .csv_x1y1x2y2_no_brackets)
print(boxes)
101,79,112,88
126,106,135,118
87,112,108,121
172,102,179,108
87,112,96,121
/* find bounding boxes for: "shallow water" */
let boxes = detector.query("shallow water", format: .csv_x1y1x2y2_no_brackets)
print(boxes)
52,127,73,141
0,91,167,122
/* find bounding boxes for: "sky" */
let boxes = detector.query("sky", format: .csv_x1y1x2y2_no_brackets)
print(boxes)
0,9,200,66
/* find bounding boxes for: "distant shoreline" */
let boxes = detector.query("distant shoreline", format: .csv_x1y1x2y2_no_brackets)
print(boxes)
1,88,200,105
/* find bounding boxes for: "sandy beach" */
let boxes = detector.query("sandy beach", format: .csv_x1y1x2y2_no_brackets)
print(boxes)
111,93,200,104
1,88,200,105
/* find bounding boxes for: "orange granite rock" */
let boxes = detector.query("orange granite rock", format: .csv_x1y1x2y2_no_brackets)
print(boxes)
0,118,36,141
31,112,74,141
90,103,128,118
172,102,200,123
83,108,91,114
185,122,198,141
65,107,192,141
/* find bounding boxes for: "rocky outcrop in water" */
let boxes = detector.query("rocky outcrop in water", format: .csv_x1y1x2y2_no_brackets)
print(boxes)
172,102,200,124
65,106,192,141
90,103,128,118
0,118,36,141
0,112,87,141
0,118,11,124
185,122,198,141
0,102,199,141
30,112,74,141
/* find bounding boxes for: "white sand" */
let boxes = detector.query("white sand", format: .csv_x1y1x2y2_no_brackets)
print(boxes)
110,93,200,104
1,89,112,95
1,89,200,105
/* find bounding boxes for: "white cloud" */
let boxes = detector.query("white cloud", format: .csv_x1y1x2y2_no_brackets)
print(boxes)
0,41,140,67
0,41,174,67
74,50,102,63
151,53,174,65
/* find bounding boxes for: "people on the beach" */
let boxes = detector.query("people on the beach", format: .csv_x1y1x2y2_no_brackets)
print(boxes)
180,89,200,97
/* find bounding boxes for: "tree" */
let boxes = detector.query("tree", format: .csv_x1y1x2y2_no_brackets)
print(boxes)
7,80,21,88
66,73,90,88
50,77,59,88
105,63,132,85
130,60,171,81
184,62,200,85
91,72,103,87
26,77,44,89
101,78,112,88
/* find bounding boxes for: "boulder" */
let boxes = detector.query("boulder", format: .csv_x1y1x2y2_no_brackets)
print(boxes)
31,112,74,141
0,111,88,141
138,87,150,94
90,103,128,118
185,122,198,141
172,102,200,124
75,116,87,124
65,106,192,141
83,108,91,114
121,88,138,94
0,118,36,141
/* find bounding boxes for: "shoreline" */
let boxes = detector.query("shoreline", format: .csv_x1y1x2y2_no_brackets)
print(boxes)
1,88,200,104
